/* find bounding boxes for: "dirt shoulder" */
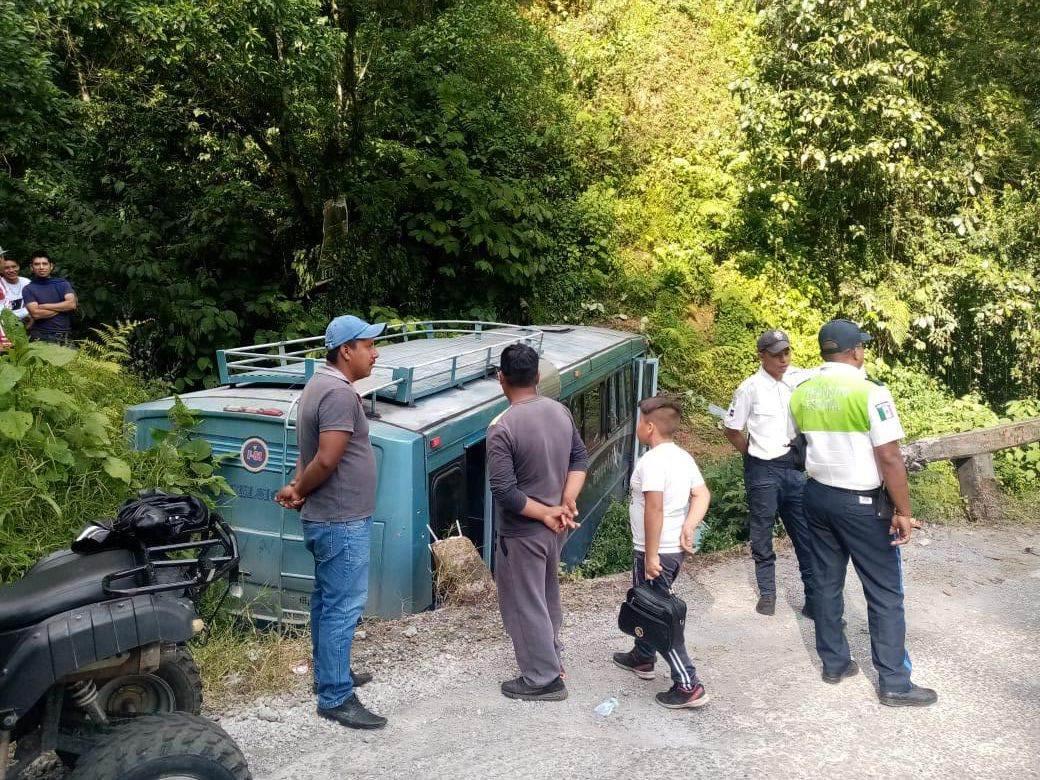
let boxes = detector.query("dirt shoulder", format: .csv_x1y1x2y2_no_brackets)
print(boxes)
217,522,1040,780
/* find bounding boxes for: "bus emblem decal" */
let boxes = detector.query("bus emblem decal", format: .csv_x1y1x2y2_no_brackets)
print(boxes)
240,437,269,473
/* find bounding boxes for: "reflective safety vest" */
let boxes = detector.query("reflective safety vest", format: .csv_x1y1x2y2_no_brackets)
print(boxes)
789,362,905,491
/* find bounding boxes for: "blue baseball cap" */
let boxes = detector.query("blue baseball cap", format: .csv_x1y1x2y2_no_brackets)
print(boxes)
324,315,385,349
819,318,872,355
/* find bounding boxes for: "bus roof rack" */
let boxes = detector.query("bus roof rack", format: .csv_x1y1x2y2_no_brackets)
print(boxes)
215,321,544,405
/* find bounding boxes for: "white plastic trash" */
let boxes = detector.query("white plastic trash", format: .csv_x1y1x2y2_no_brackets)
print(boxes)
594,697,619,718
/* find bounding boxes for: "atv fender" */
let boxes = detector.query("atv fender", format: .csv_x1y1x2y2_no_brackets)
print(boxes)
0,594,197,721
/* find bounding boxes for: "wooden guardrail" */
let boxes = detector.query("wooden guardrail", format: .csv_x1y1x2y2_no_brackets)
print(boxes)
902,418,1040,522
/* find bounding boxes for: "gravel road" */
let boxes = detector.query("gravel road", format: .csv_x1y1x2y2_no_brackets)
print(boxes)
218,523,1040,780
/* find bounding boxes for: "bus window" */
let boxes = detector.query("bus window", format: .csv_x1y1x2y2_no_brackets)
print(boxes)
583,382,605,450
607,371,622,432
621,365,635,422
567,394,584,434
429,461,465,541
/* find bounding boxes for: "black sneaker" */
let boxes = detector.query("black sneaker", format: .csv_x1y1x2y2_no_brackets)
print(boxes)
879,684,938,707
655,683,710,709
500,676,568,702
822,659,859,684
317,693,387,729
756,594,776,615
313,669,373,695
612,650,656,680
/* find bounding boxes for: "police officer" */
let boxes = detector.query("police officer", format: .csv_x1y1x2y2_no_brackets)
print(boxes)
790,319,937,707
724,329,816,617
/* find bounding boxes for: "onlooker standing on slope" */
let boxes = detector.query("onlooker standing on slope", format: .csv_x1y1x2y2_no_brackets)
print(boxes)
1,254,32,326
23,252,77,344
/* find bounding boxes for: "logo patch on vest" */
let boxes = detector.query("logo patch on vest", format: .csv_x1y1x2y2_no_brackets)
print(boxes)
875,401,895,421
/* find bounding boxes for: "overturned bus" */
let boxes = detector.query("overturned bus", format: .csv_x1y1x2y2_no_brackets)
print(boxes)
126,321,657,621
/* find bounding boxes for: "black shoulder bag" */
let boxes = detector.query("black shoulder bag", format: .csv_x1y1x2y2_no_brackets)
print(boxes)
618,581,687,655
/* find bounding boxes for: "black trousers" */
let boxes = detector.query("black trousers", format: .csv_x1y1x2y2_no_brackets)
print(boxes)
804,479,913,693
744,455,816,602
630,551,700,689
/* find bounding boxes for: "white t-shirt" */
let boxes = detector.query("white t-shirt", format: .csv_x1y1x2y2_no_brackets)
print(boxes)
0,276,30,320
725,366,815,460
629,442,705,554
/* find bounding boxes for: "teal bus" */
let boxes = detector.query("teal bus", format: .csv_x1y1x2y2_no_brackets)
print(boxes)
126,322,658,621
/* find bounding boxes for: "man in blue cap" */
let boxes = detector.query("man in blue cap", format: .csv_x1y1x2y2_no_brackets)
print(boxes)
276,314,388,728
789,319,937,707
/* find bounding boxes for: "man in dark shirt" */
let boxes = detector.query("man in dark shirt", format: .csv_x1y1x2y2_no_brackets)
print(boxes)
22,252,77,343
488,343,589,701
275,314,387,730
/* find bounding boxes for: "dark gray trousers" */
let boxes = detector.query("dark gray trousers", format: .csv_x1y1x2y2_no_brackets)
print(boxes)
495,528,565,687
630,551,700,689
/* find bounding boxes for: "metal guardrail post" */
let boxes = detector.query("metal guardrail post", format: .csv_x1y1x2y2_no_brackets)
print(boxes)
216,350,229,384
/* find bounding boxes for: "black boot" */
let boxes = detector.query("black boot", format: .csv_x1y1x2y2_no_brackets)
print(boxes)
756,594,776,615
879,684,938,708
317,693,387,729
821,659,859,684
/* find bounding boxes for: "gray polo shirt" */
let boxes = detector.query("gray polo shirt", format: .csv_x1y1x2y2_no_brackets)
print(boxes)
487,395,589,537
296,365,376,522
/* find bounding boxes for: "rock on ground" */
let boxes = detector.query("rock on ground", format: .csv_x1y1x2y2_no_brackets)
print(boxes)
218,524,1040,780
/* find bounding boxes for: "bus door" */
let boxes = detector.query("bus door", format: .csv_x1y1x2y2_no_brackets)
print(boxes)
632,357,659,463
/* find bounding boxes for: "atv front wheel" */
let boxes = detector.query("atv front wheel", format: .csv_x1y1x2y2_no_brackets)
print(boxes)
68,712,251,780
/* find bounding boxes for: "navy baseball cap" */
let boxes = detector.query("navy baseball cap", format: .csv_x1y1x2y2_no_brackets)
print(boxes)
756,329,791,354
324,315,385,349
819,319,872,355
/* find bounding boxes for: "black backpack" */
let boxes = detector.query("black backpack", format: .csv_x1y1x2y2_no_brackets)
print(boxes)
618,581,688,655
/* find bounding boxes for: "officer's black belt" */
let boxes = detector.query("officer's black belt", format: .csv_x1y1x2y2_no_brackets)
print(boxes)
807,479,881,498
747,452,801,469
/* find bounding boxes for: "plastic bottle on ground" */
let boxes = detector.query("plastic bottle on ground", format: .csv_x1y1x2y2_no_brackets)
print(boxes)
594,697,619,718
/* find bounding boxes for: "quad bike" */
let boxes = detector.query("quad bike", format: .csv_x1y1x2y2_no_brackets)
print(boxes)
0,493,251,779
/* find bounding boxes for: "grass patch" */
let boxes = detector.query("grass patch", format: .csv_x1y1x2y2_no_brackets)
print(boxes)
191,614,310,702
572,502,632,579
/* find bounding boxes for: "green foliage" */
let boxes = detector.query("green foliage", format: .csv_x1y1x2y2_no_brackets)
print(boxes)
696,456,749,553
574,501,632,578
0,314,231,581
996,399,1040,492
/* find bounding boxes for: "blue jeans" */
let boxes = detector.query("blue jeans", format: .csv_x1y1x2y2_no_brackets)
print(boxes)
303,518,371,709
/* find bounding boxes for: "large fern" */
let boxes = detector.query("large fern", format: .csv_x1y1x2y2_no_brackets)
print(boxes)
78,320,149,365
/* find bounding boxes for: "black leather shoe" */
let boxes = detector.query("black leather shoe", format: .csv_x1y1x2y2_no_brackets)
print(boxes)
822,659,859,684
756,595,776,615
317,693,387,729
313,669,372,695
501,676,568,702
879,684,938,707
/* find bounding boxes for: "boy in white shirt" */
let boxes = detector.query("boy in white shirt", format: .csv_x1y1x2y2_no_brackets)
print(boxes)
612,395,711,709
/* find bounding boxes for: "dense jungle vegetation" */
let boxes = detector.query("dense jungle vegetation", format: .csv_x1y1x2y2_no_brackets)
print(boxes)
1,0,1038,573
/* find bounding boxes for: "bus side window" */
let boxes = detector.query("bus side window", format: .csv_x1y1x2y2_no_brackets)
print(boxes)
607,371,622,432
622,365,635,422
429,461,465,541
582,382,605,450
